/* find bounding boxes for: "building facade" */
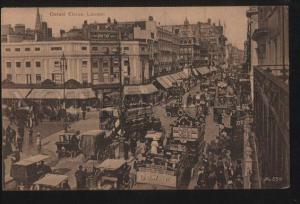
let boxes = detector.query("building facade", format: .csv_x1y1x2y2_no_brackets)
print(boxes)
246,6,259,101
1,41,91,84
199,19,227,66
163,18,202,67
252,6,289,188
227,43,245,67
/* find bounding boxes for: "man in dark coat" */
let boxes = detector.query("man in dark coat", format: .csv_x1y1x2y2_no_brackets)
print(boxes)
75,165,86,190
29,128,33,144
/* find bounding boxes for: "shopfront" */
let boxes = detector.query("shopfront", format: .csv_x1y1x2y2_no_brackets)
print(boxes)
123,84,159,105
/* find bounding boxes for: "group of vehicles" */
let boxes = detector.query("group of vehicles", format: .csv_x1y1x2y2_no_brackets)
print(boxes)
131,110,205,189
9,153,131,190
82,159,132,190
9,73,216,191
10,154,65,190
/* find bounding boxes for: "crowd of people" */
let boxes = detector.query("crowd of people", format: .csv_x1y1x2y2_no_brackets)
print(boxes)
193,71,252,189
195,123,243,189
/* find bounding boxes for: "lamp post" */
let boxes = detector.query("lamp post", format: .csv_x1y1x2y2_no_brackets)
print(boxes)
118,39,125,159
60,52,67,111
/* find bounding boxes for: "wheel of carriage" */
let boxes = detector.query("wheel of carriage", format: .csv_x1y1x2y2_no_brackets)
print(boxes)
178,109,183,116
166,112,172,117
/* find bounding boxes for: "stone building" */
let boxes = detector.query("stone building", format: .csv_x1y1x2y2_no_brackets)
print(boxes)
252,6,289,188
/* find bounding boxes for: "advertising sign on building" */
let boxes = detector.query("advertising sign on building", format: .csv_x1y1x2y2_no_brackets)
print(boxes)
173,127,199,140
91,31,120,41
136,171,177,188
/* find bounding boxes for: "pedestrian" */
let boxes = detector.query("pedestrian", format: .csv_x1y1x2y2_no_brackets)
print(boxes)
64,118,70,133
75,165,86,190
5,125,12,144
16,134,23,152
71,134,79,158
82,104,86,120
36,132,42,153
29,128,33,144
124,139,130,160
62,181,71,190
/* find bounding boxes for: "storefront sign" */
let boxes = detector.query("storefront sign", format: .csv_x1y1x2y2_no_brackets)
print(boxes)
136,171,177,188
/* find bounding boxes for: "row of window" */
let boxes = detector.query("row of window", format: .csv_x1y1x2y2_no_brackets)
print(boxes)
6,73,89,83
6,61,41,68
6,74,42,82
4,46,88,52
5,60,88,68
90,46,131,52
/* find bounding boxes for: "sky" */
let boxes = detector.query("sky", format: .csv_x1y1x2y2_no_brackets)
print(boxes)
1,7,248,49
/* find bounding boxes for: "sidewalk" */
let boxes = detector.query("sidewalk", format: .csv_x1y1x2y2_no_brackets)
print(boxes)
4,111,99,188
243,115,261,189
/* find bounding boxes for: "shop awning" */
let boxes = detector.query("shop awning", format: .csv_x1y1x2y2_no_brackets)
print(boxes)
192,69,199,76
168,74,178,82
196,67,210,75
210,67,218,72
170,73,181,81
2,88,32,99
164,75,177,84
156,76,173,89
124,84,158,95
179,71,189,79
27,88,96,99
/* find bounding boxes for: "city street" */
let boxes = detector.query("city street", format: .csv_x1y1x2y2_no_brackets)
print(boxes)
3,6,286,193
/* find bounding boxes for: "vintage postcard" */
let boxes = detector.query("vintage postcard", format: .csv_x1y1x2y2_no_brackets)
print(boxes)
1,6,289,190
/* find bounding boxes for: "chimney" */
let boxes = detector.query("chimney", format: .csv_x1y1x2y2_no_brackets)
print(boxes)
208,18,211,25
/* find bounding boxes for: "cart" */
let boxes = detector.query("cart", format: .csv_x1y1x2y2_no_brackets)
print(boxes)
166,102,183,117
31,174,70,190
55,131,80,158
97,159,131,190
10,154,51,190
80,130,113,161
82,160,102,190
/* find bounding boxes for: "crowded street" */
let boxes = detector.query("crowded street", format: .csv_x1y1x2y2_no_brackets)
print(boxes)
4,6,288,192
2,64,255,190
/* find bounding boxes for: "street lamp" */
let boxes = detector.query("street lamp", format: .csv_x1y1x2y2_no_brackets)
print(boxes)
118,40,126,159
60,52,67,110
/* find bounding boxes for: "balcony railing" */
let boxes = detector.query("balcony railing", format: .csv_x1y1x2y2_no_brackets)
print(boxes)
254,64,289,87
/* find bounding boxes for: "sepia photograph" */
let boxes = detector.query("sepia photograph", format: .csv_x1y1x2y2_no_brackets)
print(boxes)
1,6,289,191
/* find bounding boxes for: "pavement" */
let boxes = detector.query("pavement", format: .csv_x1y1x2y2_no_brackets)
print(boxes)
3,111,100,190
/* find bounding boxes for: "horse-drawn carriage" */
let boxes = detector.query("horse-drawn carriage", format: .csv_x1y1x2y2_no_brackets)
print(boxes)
82,159,132,190
80,130,115,161
10,154,51,190
166,102,183,117
55,130,80,158
31,174,70,190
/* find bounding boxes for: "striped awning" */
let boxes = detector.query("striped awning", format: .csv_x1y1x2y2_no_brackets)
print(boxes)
170,73,181,81
124,84,158,95
156,76,173,89
164,75,177,84
2,88,32,99
180,71,189,79
27,88,96,99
